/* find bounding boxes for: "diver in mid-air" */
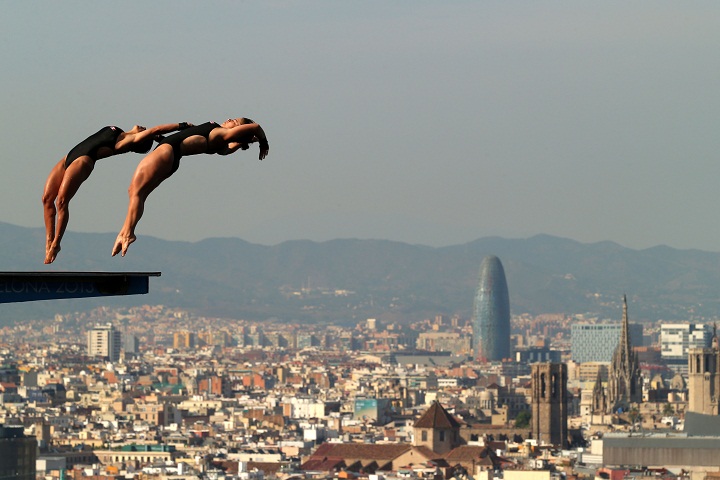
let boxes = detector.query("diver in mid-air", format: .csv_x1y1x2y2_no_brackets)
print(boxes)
112,117,269,257
42,122,191,264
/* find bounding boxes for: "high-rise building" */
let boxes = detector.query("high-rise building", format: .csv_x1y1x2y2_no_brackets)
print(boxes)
296,332,319,349
0,426,36,480
87,323,121,362
661,323,712,373
123,334,140,357
472,255,511,362
571,323,644,363
173,331,196,349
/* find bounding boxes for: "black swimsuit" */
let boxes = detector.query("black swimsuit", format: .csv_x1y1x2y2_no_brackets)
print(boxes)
64,126,123,168
157,122,218,174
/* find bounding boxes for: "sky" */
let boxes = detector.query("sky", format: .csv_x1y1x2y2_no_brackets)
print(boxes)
2,2,720,253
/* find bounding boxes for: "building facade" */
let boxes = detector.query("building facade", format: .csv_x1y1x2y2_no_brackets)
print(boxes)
472,255,511,362
416,332,472,355
515,347,562,364
661,323,712,373
571,323,643,364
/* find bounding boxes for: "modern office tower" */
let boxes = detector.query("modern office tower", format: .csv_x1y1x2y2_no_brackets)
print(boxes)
245,331,266,348
265,332,289,348
472,255,511,362
531,363,568,448
87,323,121,362
661,323,712,373
571,323,644,363
123,334,140,356
688,327,720,415
198,330,231,347
607,295,642,411
0,426,36,480
296,332,319,349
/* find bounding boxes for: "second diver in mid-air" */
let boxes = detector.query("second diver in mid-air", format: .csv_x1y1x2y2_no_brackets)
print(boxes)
111,117,269,258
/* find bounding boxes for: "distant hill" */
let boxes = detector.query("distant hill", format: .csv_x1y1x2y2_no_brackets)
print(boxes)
2,221,720,324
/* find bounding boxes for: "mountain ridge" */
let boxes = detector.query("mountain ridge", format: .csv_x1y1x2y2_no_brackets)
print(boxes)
2,221,719,324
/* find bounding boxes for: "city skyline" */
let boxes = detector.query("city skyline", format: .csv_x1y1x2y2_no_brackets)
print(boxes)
2,299,719,476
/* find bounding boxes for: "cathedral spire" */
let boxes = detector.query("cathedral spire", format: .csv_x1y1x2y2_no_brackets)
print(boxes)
620,294,632,361
608,294,642,412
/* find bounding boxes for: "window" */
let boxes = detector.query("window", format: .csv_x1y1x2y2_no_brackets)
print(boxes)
422,431,427,442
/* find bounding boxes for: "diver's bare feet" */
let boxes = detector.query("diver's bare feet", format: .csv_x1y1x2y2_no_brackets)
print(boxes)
112,233,136,257
45,243,61,264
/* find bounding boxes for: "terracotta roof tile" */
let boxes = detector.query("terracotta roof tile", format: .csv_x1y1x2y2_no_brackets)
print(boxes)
247,462,284,474
444,446,500,468
300,457,346,471
411,445,443,460
305,443,412,463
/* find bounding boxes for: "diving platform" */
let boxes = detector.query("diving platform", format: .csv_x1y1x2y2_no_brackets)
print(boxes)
0,272,161,303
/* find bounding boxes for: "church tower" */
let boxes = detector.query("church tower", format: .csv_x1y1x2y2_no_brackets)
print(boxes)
607,295,643,412
413,401,462,454
688,324,720,415
531,363,568,448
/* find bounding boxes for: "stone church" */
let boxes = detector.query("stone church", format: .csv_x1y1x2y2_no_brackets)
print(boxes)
592,295,643,414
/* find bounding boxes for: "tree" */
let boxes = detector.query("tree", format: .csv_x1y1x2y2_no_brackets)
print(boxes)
515,410,531,428
662,403,675,416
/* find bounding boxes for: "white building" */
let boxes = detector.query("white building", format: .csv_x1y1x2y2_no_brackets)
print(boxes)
281,397,325,419
661,323,712,373
87,323,122,362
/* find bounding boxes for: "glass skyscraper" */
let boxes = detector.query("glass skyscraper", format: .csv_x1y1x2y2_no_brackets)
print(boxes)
472,255,511,362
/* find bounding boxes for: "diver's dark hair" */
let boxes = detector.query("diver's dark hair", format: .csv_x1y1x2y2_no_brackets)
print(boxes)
131,137,154,154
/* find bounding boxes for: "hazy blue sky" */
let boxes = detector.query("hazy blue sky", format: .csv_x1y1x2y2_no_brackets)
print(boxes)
3,2,720,252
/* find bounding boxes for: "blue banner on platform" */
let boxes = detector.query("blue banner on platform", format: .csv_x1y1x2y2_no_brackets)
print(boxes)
0,272,159,303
